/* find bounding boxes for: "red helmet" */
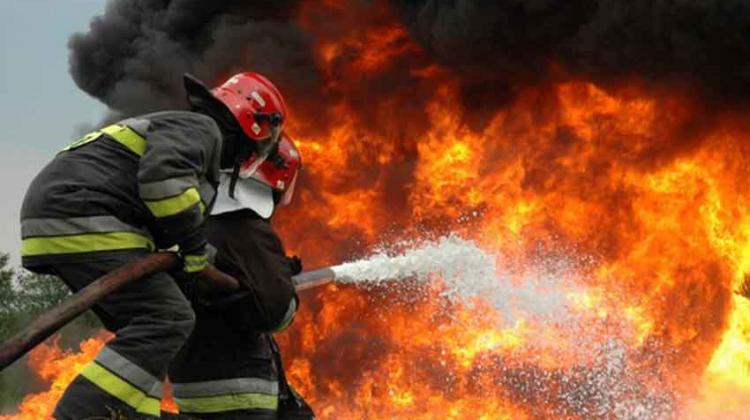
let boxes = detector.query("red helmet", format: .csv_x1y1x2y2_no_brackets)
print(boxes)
239,132,301,206
212,72,287,152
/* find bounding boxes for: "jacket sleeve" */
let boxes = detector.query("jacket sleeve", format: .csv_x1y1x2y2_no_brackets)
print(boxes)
208,210,299,332
137,112,222,267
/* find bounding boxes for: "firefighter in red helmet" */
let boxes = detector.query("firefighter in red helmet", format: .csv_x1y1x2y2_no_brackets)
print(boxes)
169,132,314,419
20,71,289,419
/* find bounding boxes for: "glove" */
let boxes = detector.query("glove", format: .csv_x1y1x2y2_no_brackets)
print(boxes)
287,255,303,275
163,244,209,304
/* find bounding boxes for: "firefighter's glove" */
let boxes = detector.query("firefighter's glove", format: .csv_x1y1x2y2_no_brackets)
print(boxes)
287,255,303,276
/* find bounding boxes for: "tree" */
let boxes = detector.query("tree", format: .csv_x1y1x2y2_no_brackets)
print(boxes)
0,253,98,412
0,253,15,334
0,254,70,341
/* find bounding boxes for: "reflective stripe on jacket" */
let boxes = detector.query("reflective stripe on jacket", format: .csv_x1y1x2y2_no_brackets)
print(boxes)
21,216,155,256
20,111,221,269
172,377,279,413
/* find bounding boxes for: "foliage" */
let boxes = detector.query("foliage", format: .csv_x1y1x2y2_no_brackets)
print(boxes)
0,253,99,412
0,256,70,341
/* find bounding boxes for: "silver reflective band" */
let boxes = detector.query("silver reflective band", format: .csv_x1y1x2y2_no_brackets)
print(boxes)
276,298,298,331
96,346,164,398
21,216,149,238
172,377,279,398
139,176,198,200
199,180,217,209
119,117,151,137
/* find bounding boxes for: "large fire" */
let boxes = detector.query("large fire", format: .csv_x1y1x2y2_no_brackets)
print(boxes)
4,1,750,419
273,75,750,417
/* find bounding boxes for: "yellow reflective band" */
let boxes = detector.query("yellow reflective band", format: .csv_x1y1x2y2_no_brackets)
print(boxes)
144,187,201,218
175,393,278,413
101,124,147,157
183,253,208,273
63,124,146,156
80,362,161,417
21,232,155,256
63,131,102,151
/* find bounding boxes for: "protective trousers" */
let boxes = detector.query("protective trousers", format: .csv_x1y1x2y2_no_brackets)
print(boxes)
168,306,314,419
51,251,196,420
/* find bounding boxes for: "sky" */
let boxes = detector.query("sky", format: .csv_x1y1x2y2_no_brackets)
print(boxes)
0,0,107,265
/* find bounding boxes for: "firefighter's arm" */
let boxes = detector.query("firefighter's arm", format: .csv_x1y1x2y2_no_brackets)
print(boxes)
273,255,302,331
137,113,222,273
210,212,299,332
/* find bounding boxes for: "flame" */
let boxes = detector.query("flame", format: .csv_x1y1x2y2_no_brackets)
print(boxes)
5,2,750,418
0,333,181,419
0,334,108,420
274,3,750,416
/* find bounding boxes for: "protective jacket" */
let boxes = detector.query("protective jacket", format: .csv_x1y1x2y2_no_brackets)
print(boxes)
169,209,310,419
207,209,298,331
21,111,222,272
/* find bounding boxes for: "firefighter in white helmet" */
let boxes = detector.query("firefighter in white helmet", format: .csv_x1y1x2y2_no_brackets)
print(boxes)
168,132,314,419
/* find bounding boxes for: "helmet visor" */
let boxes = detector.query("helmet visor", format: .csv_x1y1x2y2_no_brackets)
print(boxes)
239,118,283,179
280,169,299,206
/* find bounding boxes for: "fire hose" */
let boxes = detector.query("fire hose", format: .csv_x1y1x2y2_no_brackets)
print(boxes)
0,253,336,371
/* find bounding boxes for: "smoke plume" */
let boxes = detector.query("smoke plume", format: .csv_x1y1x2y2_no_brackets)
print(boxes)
70,0,750,117
68,0,318,116
396,1,750,105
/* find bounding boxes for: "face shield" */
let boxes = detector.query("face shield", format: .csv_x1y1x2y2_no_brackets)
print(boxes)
279,169,299,206
239,112,283,179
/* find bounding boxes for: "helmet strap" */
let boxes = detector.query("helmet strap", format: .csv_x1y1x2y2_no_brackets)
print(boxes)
228,159,241,199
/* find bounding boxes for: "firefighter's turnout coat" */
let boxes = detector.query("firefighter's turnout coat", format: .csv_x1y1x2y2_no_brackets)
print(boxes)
21,110,221,270
169,199,313,418
20,111,223,419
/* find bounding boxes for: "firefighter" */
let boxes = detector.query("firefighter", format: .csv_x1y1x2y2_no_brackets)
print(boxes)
20,72,289,419
168,132,315,419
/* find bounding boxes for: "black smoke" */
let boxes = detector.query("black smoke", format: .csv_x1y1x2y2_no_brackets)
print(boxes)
396,0,750,107
68,0,318,116
69,0,750,118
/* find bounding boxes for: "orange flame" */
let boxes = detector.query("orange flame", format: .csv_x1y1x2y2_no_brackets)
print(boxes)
0,334,108,420
0,333,181,419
